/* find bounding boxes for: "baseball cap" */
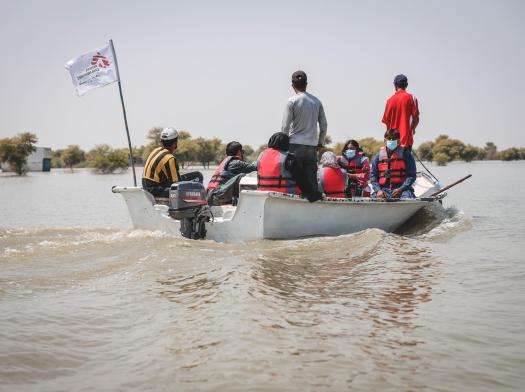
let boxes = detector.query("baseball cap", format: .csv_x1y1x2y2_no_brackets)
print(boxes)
394,74,408,85
160,127,179,141
292,70,307,84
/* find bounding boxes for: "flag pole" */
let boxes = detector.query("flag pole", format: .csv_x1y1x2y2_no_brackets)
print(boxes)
109,39,137,186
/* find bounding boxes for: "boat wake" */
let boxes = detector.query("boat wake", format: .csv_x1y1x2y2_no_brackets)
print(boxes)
395,201,470,239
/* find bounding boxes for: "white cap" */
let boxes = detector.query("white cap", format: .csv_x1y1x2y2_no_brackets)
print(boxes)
160,127,179,141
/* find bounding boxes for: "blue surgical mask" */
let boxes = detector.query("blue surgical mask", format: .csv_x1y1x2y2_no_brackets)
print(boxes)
386,140,398,151
344,149,356,160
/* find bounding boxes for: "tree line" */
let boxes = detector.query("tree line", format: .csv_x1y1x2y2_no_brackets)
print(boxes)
1,129,524,175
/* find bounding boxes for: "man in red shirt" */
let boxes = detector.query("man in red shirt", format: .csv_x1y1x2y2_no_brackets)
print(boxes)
382,74,420,149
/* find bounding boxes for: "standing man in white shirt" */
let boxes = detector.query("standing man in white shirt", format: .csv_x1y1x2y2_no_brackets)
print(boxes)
281,70,328,192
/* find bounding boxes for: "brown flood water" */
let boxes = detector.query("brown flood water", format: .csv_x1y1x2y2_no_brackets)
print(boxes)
1,161,524,391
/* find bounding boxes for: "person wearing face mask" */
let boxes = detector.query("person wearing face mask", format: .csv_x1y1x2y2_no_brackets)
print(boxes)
370,129,416,199
337,139,371,197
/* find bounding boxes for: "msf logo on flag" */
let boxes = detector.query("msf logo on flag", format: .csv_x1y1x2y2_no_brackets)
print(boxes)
66,42,117,96
91,52,110,68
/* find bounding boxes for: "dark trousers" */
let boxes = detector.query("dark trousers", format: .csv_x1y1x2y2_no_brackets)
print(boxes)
289,144,318,193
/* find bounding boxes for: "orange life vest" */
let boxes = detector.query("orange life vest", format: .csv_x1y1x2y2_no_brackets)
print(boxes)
207,156,236,191
378,146,406,188
318,167,346,198
257,148,301,195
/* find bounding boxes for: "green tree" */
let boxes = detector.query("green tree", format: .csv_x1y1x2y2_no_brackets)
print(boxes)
434,152,449,166
460,144,483,162
484,142,498,160
132,145,145,165
141,127,164,162
86,144,129,174
498,147,521,161
196,137,221,168
251,144,267,161
176,137,198,168
61,145,85,171
52,149,64,168
0,132,38,175
243,144,255,161
431,135,465,163
146,127,163,144
358,137,383,158
416,141,434,161
330,142,345,155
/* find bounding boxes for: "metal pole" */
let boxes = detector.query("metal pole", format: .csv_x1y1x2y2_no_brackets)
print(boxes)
109,39,137,186
412,149,440,183
430,174,472,197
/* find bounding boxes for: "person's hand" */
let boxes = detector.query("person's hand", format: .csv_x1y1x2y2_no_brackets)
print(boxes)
392,188,403,198
376,190,386,199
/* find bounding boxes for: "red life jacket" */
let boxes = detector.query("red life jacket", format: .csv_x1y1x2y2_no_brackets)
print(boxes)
338,152,367,181
318,167,346,198
207,156,236,191
378,146,406,188
257,148,301,195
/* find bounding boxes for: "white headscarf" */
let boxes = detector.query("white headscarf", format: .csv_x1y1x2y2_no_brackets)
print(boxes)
320,151,339,168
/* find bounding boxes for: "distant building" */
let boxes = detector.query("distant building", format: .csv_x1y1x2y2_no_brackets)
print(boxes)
0,147,52,172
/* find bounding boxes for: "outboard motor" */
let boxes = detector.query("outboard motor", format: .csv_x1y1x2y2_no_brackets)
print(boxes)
168,181,211,239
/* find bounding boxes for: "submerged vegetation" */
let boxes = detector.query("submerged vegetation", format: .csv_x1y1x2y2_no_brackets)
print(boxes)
2,129,524,175
415,136,525,166
0,132,38,175
85,145,129,174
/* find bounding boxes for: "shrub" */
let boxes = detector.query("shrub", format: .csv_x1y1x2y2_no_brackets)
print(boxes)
416,141,434,161
434,152,449,166
498,147,521,161
0,132,38,175
358,137,383,158
61,145,85,170
86,144,129,174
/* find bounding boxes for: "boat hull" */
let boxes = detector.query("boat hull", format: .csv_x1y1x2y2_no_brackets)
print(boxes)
112,187,436,242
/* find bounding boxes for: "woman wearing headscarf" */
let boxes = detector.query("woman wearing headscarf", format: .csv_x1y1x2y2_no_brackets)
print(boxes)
257,132,322,202
318,151,348,198
337,139,371,197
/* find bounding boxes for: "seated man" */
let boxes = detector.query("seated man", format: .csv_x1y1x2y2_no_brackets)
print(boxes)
206,141,257,205
257,132,322,202
370,129,416,199
318,151,348,198
142,127,203,198
337,139,371,197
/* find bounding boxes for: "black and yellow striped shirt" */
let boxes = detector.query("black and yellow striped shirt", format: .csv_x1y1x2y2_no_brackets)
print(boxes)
142,147,180,188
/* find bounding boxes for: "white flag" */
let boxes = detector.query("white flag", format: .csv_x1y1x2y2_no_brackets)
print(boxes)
65,43,118,96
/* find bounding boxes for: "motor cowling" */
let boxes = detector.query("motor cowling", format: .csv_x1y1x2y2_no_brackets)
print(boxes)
168,181,207,219
168,181,210,239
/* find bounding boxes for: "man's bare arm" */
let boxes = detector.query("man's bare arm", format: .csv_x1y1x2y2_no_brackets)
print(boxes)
411,116,419,134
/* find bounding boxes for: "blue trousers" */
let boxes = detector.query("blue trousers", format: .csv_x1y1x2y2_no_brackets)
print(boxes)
372,187,415,199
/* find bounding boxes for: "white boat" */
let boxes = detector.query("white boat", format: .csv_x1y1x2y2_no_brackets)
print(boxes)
112,172,444,243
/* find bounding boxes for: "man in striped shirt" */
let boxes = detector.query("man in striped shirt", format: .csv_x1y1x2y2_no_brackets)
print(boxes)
142,127,203,198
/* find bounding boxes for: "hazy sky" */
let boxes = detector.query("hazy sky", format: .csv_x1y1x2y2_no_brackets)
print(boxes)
1,0,524,149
